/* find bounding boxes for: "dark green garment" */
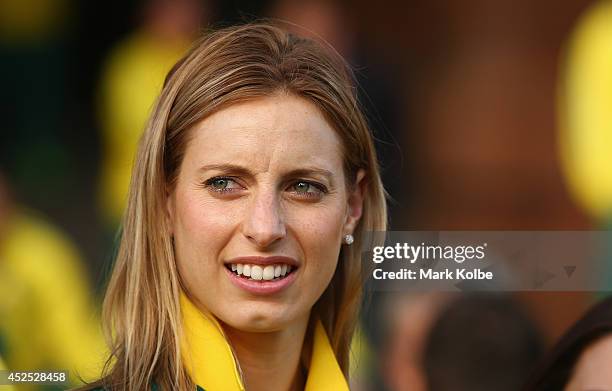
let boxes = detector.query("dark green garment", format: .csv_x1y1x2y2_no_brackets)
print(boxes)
151,384,205,391
91,384,205,390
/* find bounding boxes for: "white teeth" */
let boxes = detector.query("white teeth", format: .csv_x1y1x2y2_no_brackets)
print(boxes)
263,266,275,280
229,263,294,280
251,265,263,280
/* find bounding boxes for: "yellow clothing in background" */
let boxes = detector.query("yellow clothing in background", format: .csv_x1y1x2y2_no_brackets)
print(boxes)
0,355,15,390
559,0,612,219
98,32,187,223
0,210,106,390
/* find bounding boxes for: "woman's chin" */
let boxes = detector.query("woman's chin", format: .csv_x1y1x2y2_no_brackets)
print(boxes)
218,307,305,334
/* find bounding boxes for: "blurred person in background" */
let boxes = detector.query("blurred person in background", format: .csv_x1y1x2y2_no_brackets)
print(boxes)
0,170,106,390
98,0,206,226
557,0,612,290
270,0,354,56
381,293,451,391
422,294,543,391
559,0,612,225
524,296,612,391
382,293,543,391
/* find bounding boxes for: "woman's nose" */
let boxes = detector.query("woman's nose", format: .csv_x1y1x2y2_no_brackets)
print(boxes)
241,191,286,248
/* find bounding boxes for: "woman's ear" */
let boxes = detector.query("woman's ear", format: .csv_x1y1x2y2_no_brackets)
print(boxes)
343,169,366,235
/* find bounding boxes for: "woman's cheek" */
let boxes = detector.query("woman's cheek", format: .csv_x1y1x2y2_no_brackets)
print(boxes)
294,203,345,239
182,194,243,235
293,206,344,272
174,194,235,273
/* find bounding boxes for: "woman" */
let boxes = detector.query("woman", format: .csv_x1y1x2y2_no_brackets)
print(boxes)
87,22,387,391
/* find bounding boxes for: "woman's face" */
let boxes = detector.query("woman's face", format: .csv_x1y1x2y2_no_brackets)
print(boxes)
167,93,363,332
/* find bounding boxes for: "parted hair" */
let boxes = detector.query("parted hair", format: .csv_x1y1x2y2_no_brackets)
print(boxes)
86,22,387,390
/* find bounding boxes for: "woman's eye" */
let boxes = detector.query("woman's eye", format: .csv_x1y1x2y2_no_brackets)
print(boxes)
289,181,326,198
205,177,241,193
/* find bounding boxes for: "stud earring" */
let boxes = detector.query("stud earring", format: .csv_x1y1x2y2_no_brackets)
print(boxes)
344,234,354,245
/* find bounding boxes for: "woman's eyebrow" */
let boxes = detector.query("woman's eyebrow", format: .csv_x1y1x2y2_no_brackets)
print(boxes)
283,168,335,185
197,163,252,176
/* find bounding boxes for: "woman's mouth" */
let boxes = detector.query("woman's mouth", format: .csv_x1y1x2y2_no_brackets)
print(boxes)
224,257,299,294
225,263,294,281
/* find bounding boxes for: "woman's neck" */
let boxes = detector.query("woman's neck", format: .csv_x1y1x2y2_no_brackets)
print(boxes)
221,314,310,391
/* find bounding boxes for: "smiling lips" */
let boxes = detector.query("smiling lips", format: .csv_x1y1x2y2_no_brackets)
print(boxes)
224,256,298,293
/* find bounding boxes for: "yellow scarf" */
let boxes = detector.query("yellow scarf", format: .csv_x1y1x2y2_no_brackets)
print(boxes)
180,292,349,391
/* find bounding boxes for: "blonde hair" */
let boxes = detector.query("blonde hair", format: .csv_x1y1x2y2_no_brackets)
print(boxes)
92,22,387,390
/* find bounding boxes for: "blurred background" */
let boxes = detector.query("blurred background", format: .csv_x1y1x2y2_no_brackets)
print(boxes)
1,0,611,390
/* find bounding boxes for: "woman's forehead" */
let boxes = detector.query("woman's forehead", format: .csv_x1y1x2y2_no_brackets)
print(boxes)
182,95,345,174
